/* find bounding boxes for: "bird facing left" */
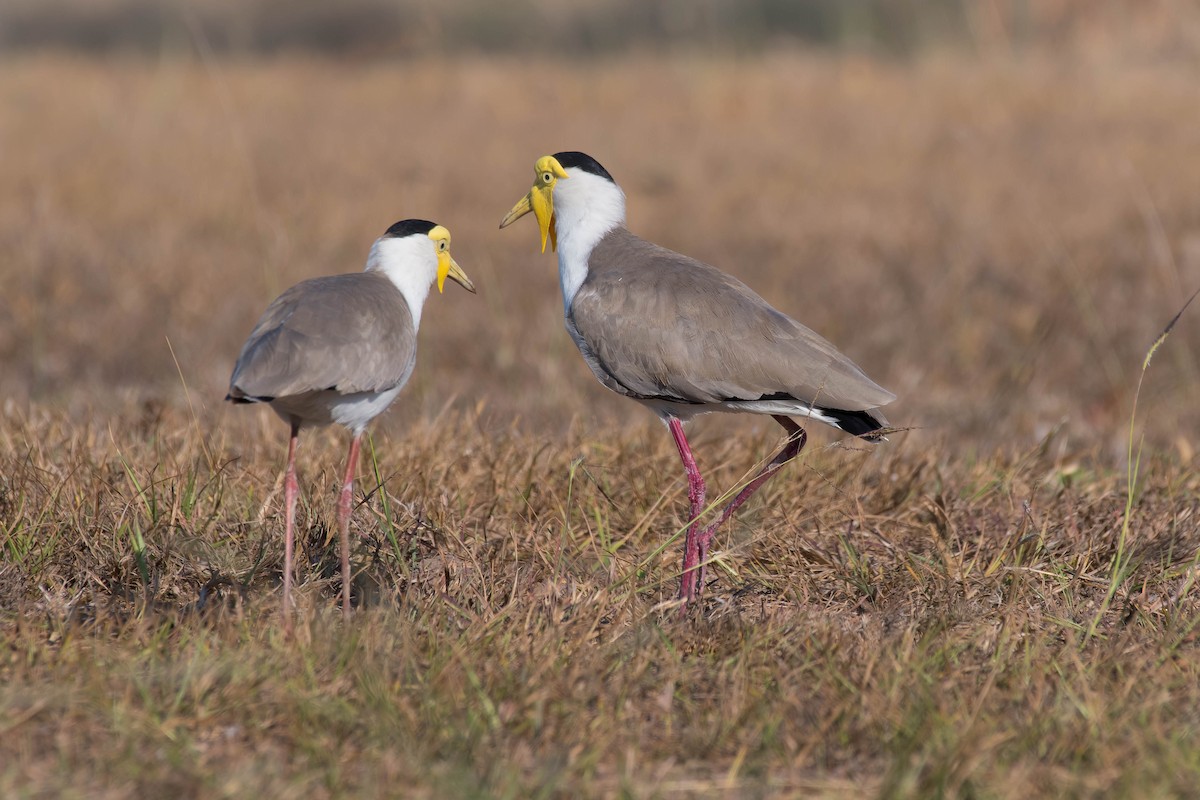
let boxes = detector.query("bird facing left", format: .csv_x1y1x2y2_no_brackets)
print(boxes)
226,219,476,631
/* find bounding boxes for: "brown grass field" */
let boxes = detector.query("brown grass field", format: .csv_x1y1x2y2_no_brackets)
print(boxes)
3,50,1200,797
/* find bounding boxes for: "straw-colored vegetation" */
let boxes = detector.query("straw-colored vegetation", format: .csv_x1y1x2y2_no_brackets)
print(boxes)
3,50,1200,797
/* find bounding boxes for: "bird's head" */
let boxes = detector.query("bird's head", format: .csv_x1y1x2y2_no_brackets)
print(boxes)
368,219,476,296
499,155,570,253
499,151,621,253
425,224,476,294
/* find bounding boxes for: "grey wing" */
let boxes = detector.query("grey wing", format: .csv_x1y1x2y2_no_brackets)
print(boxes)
569,244,894,412
229,275,416,400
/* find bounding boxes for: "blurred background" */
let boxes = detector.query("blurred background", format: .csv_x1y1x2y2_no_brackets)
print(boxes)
2,0,1199,459
2,1,1198,59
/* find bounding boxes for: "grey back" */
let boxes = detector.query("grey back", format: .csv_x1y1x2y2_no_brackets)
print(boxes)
568,228,894,412
229,271,416,401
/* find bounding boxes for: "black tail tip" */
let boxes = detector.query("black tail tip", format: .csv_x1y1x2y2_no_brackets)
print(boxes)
226,392,268,405
822,407,888,441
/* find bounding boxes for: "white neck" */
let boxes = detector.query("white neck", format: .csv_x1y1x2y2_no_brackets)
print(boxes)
364,235,437,328
553,169,626,313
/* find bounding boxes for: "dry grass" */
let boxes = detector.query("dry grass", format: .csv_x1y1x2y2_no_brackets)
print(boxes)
3,52,1200,797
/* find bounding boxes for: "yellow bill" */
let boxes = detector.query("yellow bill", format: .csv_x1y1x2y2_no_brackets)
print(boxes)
437,252,475,294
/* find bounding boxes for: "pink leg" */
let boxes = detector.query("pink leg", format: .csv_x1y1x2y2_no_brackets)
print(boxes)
694,416,806,592
667,418,707,604
282,420,301,634
336,432,363,620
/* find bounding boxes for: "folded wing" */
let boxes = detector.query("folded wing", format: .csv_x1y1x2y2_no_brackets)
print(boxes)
229,273,416,401
568,230,894,414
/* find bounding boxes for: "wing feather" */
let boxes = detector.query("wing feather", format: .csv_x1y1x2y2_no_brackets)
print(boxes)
229,273,416,400
568,230,894,412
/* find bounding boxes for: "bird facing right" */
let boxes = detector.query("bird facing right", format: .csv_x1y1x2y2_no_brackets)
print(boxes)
501,151,895,609
227,219,475,629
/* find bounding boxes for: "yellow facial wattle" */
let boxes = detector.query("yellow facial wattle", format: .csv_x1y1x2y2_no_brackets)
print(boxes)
428,225,475,294
499,155,570,253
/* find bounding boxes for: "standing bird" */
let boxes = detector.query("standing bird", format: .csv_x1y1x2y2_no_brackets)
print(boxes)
227,219,475,626
500,152,894,607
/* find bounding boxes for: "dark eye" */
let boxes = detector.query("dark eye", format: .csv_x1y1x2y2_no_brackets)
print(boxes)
542,172,553,183
439,241,447,251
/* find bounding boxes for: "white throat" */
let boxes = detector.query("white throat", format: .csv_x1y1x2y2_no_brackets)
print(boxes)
364,235,437,328
553,170,626,314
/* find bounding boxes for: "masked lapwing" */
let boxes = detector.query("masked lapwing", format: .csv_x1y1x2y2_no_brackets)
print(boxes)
227,219,475,628
500,152,894,608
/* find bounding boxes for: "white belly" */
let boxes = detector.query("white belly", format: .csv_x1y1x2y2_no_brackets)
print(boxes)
636,397,839,426
268,384,405,434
